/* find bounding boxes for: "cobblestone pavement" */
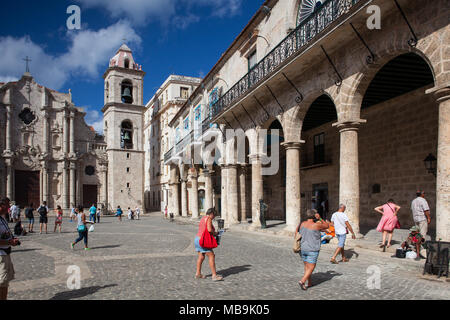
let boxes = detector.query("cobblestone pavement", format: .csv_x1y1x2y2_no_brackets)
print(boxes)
7,214,450,300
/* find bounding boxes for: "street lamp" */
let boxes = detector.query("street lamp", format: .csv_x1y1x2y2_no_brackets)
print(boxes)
423,153,437,176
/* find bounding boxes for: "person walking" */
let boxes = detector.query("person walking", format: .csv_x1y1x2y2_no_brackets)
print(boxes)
69,204,76,222
135,206,140,220
411,190,431,239
0,197,20,300
96,205,101,223
71,206,90,251
25,203,35,233
374,199,401,251
37,201,49,234
89,204,97,223
115,206,123,221
330,204,356,264
54,205,63,233
9,202,19,223
194,208,223,281
127,207,133,220
296,210,330,290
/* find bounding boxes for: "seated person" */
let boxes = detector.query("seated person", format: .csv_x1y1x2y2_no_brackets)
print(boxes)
321,220,335,243
401,226,425,259
14,219,27,236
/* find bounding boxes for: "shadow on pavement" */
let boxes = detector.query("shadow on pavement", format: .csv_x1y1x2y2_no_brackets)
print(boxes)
344,249,360,260
217,265,252,278
49,284,117,300
90,244,121,250
311,270,342,287
12,248,41,253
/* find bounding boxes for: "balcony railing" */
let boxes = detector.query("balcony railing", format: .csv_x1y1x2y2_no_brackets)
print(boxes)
164,147,174,163
211,0,361,120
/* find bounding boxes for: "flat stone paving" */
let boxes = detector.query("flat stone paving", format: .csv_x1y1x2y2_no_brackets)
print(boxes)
7,214,450,300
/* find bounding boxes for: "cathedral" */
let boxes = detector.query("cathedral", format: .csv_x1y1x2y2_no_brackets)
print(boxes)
0,44,145,212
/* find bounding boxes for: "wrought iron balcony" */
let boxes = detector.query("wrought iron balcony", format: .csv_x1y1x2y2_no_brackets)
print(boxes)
164,147,174,163
211,0,361,120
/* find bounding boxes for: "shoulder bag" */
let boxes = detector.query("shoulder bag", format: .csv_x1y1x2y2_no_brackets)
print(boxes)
199,218,218,249
293,232,302,253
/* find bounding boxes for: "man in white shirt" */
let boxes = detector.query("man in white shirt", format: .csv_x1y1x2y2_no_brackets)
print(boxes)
411,190,431,238
330,204,356,264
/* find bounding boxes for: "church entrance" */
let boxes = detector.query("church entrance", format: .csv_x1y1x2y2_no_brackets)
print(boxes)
83,185,98,208
15,170,40,208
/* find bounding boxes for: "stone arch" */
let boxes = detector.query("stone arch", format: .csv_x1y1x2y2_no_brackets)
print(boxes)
342,45,439,121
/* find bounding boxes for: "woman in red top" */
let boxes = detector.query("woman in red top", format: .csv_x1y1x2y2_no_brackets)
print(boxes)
54,205,63,233
194,208,223,281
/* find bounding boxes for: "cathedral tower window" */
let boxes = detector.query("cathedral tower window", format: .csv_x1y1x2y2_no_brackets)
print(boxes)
121,80,133,104
121,120,133,149
124,58,130,69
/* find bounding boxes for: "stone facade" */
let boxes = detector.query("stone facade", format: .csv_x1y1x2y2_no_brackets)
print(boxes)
0,73,107,211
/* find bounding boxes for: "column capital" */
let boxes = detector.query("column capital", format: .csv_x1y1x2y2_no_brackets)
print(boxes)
248,153,265,162
426,85,450,103
332,119,366,132
281,141,304,150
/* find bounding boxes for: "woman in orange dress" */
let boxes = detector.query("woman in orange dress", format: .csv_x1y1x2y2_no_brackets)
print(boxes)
54,205,63,233
374,199,401,251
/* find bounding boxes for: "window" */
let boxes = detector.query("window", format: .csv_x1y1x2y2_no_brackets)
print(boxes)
124,58,130,69
313,133,325,164
121,80,133,104
248,50,257,71
85,166,95,176
194,104,202,122
183,116,189,132
127,153,130,159
127,183,130,188
180,87,189,99
19,108,36,125
121,121,133,149
126,167,130,173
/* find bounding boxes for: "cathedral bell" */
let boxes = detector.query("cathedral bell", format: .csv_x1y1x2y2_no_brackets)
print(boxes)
123,131,131,141
122,87,133,104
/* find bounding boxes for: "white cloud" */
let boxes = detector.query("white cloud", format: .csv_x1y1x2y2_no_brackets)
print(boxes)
0,21,141,131
75,0,243,28
83,106,104,133
0,21,141,89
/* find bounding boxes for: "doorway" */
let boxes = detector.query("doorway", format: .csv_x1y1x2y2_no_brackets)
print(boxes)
83,185,98,208
312,183,329,220
15,170,40,208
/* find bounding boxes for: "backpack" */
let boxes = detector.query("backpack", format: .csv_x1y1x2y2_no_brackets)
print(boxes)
38,206,47,217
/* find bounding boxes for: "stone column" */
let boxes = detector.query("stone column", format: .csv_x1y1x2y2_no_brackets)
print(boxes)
282,142,303,232
62,161,69,209
42,163,49,203
239,165,248,222
189,168,199,219
204,168,214,211
69,162,76,208
429,86,450,241
69,112,75,154
249,154,263,229
220,165,228,221
63,111,68,155
336,122,364,237
227,164,239,225
43,110,49,154
102,166,108,207
181,178,188,217
5,105,12,151
169,165,180,216
5,162,13,200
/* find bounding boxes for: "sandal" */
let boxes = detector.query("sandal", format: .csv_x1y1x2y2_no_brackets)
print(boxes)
212,275,223,281
330,258,339,264
298,281,307,290
339,258,349,262
195,274,206,279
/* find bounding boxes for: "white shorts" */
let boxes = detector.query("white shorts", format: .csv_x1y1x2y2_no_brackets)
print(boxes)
0,254,15,288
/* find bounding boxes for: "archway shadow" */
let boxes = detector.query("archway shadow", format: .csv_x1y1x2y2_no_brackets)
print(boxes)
216,265,252,278
310,270,342,287
49,284,117,300
91,244,121,250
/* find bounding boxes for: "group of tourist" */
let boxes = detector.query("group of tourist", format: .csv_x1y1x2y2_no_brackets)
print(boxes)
114,205,140,221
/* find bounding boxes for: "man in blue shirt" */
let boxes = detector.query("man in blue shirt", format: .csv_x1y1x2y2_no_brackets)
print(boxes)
89,204,97,223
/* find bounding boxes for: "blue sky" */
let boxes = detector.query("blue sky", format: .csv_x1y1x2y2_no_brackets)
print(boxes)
0,0,263,132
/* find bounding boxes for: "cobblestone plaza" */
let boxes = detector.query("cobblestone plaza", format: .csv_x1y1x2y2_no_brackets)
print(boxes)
7,215,450,300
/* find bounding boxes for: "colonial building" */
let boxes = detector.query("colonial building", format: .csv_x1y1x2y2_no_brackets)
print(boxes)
143,75,202,212
164,0,450,241
0,72,108,210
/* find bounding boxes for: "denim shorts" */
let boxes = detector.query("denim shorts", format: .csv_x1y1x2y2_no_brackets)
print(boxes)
28,218,34,224
300,251,320,264
194,236,212,253
337,234,347,248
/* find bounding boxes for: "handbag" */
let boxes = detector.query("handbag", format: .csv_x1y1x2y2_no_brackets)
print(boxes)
293,232,302,253
199,228,218,249
77,224,86,232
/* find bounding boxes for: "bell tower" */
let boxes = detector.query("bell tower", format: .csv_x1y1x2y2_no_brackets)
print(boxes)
102,44,145,211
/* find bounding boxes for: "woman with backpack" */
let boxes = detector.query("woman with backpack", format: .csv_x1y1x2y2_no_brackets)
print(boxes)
374,199,401,251
38,201,48,234
54,205,63,233
71,206,90,251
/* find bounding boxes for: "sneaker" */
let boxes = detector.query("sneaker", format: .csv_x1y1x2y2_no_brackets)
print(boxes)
84,248,91,251
70,243,74,250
